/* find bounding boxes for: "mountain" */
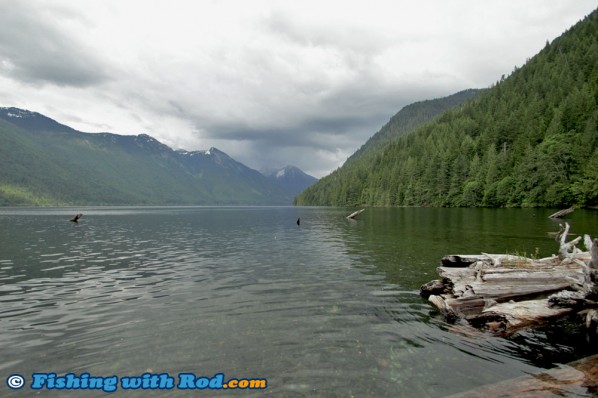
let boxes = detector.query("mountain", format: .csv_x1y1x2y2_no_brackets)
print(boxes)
265,166,318,198
0,108,292,205
295,9,598,208
293,89,485,205
348,88,484,163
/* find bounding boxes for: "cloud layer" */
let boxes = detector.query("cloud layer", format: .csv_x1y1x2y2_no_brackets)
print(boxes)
0,0,595,177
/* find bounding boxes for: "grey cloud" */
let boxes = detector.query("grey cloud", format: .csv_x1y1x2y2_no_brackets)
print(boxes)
197,112,387,178
0,2,109,87
4,1,596,180
214,136,352,179
190,109,390,147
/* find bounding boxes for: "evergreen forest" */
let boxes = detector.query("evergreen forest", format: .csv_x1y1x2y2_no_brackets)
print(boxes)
295,9,598,208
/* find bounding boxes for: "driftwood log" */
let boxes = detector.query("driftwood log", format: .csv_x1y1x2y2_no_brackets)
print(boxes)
346,209,365,219
549,206,575,218
421,223,598,336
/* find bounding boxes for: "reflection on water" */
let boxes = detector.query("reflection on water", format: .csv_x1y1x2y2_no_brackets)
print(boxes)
0,207,597,397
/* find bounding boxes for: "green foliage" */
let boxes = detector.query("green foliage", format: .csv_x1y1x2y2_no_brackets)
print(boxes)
0,118,290,206
347,89,484,162
0,184,59,206
296,10,598,208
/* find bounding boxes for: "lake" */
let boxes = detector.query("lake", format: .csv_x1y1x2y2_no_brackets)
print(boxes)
1,206,597,397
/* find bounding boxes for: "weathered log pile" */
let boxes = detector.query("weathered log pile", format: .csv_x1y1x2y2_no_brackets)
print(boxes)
421,223,598,336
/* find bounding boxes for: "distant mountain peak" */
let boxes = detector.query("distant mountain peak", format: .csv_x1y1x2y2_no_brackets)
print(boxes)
0,106,81,136
265,165,300,177
204,147,223,155
135,133,158,142
0,107,37,119
266,165,317,197
1,107,31,114
0,107,46,122
274,165,301,178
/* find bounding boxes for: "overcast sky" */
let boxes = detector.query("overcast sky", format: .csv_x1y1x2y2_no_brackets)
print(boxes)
0,1,595,177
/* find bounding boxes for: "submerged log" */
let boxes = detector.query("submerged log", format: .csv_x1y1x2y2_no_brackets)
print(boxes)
346,209,365,219
549,206,575,218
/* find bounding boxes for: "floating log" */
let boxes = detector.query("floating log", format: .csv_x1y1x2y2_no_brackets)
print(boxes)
480,299,573,334
441,253,549,268
443,295,489,317
422,224,597,335
346,209,365,219
426,261,587,335
549,206,574,218
428,294,456,321
469,266,585,301
419,278,451,298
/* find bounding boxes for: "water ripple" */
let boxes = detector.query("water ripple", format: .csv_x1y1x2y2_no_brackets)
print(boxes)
1,207,596,397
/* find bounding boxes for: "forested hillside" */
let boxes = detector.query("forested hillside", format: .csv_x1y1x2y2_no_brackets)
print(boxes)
295,9,598,208
348,89,483,162
0,109,291,206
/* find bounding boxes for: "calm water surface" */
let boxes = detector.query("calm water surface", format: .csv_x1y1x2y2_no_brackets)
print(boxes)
1,207,597,397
